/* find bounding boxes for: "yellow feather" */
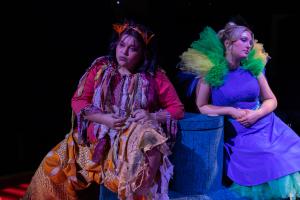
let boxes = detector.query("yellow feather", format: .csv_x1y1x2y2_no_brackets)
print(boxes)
253,41,269,65
180,48,213,77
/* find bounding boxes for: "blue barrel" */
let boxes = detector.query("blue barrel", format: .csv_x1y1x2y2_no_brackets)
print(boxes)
99,112,224,199
169,112,224,195
99,184,118,200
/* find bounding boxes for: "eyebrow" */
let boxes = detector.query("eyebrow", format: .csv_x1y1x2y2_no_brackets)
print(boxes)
119,40,140,49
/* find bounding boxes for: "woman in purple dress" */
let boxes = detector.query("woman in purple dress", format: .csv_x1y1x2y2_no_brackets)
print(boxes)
179,21,300,199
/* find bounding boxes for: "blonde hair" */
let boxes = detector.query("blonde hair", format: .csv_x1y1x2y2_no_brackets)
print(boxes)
218,22,254,45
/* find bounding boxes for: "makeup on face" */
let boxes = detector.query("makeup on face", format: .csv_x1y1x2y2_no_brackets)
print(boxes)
116,34,143,72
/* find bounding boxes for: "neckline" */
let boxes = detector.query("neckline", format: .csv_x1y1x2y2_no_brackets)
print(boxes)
228,66,240,71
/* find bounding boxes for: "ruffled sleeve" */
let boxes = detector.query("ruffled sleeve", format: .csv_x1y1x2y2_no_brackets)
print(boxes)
71,56,109,114
155,69,184,120
71,56,110,144
154,69,184,147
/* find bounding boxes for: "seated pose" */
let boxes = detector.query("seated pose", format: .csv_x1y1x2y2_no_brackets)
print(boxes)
179,21,300,199
23,20,184,200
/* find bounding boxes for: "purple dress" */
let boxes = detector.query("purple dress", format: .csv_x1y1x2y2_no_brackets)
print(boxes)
212,67,300,186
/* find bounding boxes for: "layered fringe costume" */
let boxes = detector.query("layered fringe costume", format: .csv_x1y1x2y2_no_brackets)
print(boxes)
180,27,300,199
23,56,184,200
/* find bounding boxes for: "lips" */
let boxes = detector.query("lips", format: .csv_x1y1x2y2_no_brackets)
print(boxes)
119,56,127,62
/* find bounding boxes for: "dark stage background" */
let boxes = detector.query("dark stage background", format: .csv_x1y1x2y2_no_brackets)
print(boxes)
2,0,299,176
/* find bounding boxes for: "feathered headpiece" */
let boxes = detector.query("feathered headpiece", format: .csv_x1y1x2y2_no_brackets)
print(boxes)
113,23,155,45
180,26,269,87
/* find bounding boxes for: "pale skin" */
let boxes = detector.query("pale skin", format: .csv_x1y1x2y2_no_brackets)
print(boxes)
84,34,169,129
196,31,277,127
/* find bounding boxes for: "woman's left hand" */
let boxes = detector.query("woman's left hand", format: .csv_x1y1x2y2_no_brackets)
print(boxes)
236,109,260,127
129,109,153,123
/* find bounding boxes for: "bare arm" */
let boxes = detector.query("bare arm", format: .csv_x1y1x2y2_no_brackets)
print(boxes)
237,73,277,126
257,73,277,116
196,80,246,119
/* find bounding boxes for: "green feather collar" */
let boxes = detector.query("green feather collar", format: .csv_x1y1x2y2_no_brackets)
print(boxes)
189,27,268,87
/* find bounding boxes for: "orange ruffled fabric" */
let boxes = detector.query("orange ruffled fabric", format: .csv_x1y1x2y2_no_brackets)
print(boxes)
23,121,172,200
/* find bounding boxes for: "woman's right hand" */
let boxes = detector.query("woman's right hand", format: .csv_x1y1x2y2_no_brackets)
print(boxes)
85,113,126,130
229,107,247,119
101,113,127,129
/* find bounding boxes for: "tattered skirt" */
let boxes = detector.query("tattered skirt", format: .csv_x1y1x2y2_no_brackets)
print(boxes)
22,122,173,200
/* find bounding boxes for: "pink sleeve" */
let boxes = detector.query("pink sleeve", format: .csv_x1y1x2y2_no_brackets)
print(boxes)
71,61,103,115
155,70,184,119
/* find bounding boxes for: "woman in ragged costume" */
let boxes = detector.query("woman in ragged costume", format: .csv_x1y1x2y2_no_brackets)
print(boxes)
179,21,300,199
23,20,184,200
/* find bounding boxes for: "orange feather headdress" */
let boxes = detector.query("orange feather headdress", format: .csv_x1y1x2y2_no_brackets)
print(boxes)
112,23,155,45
